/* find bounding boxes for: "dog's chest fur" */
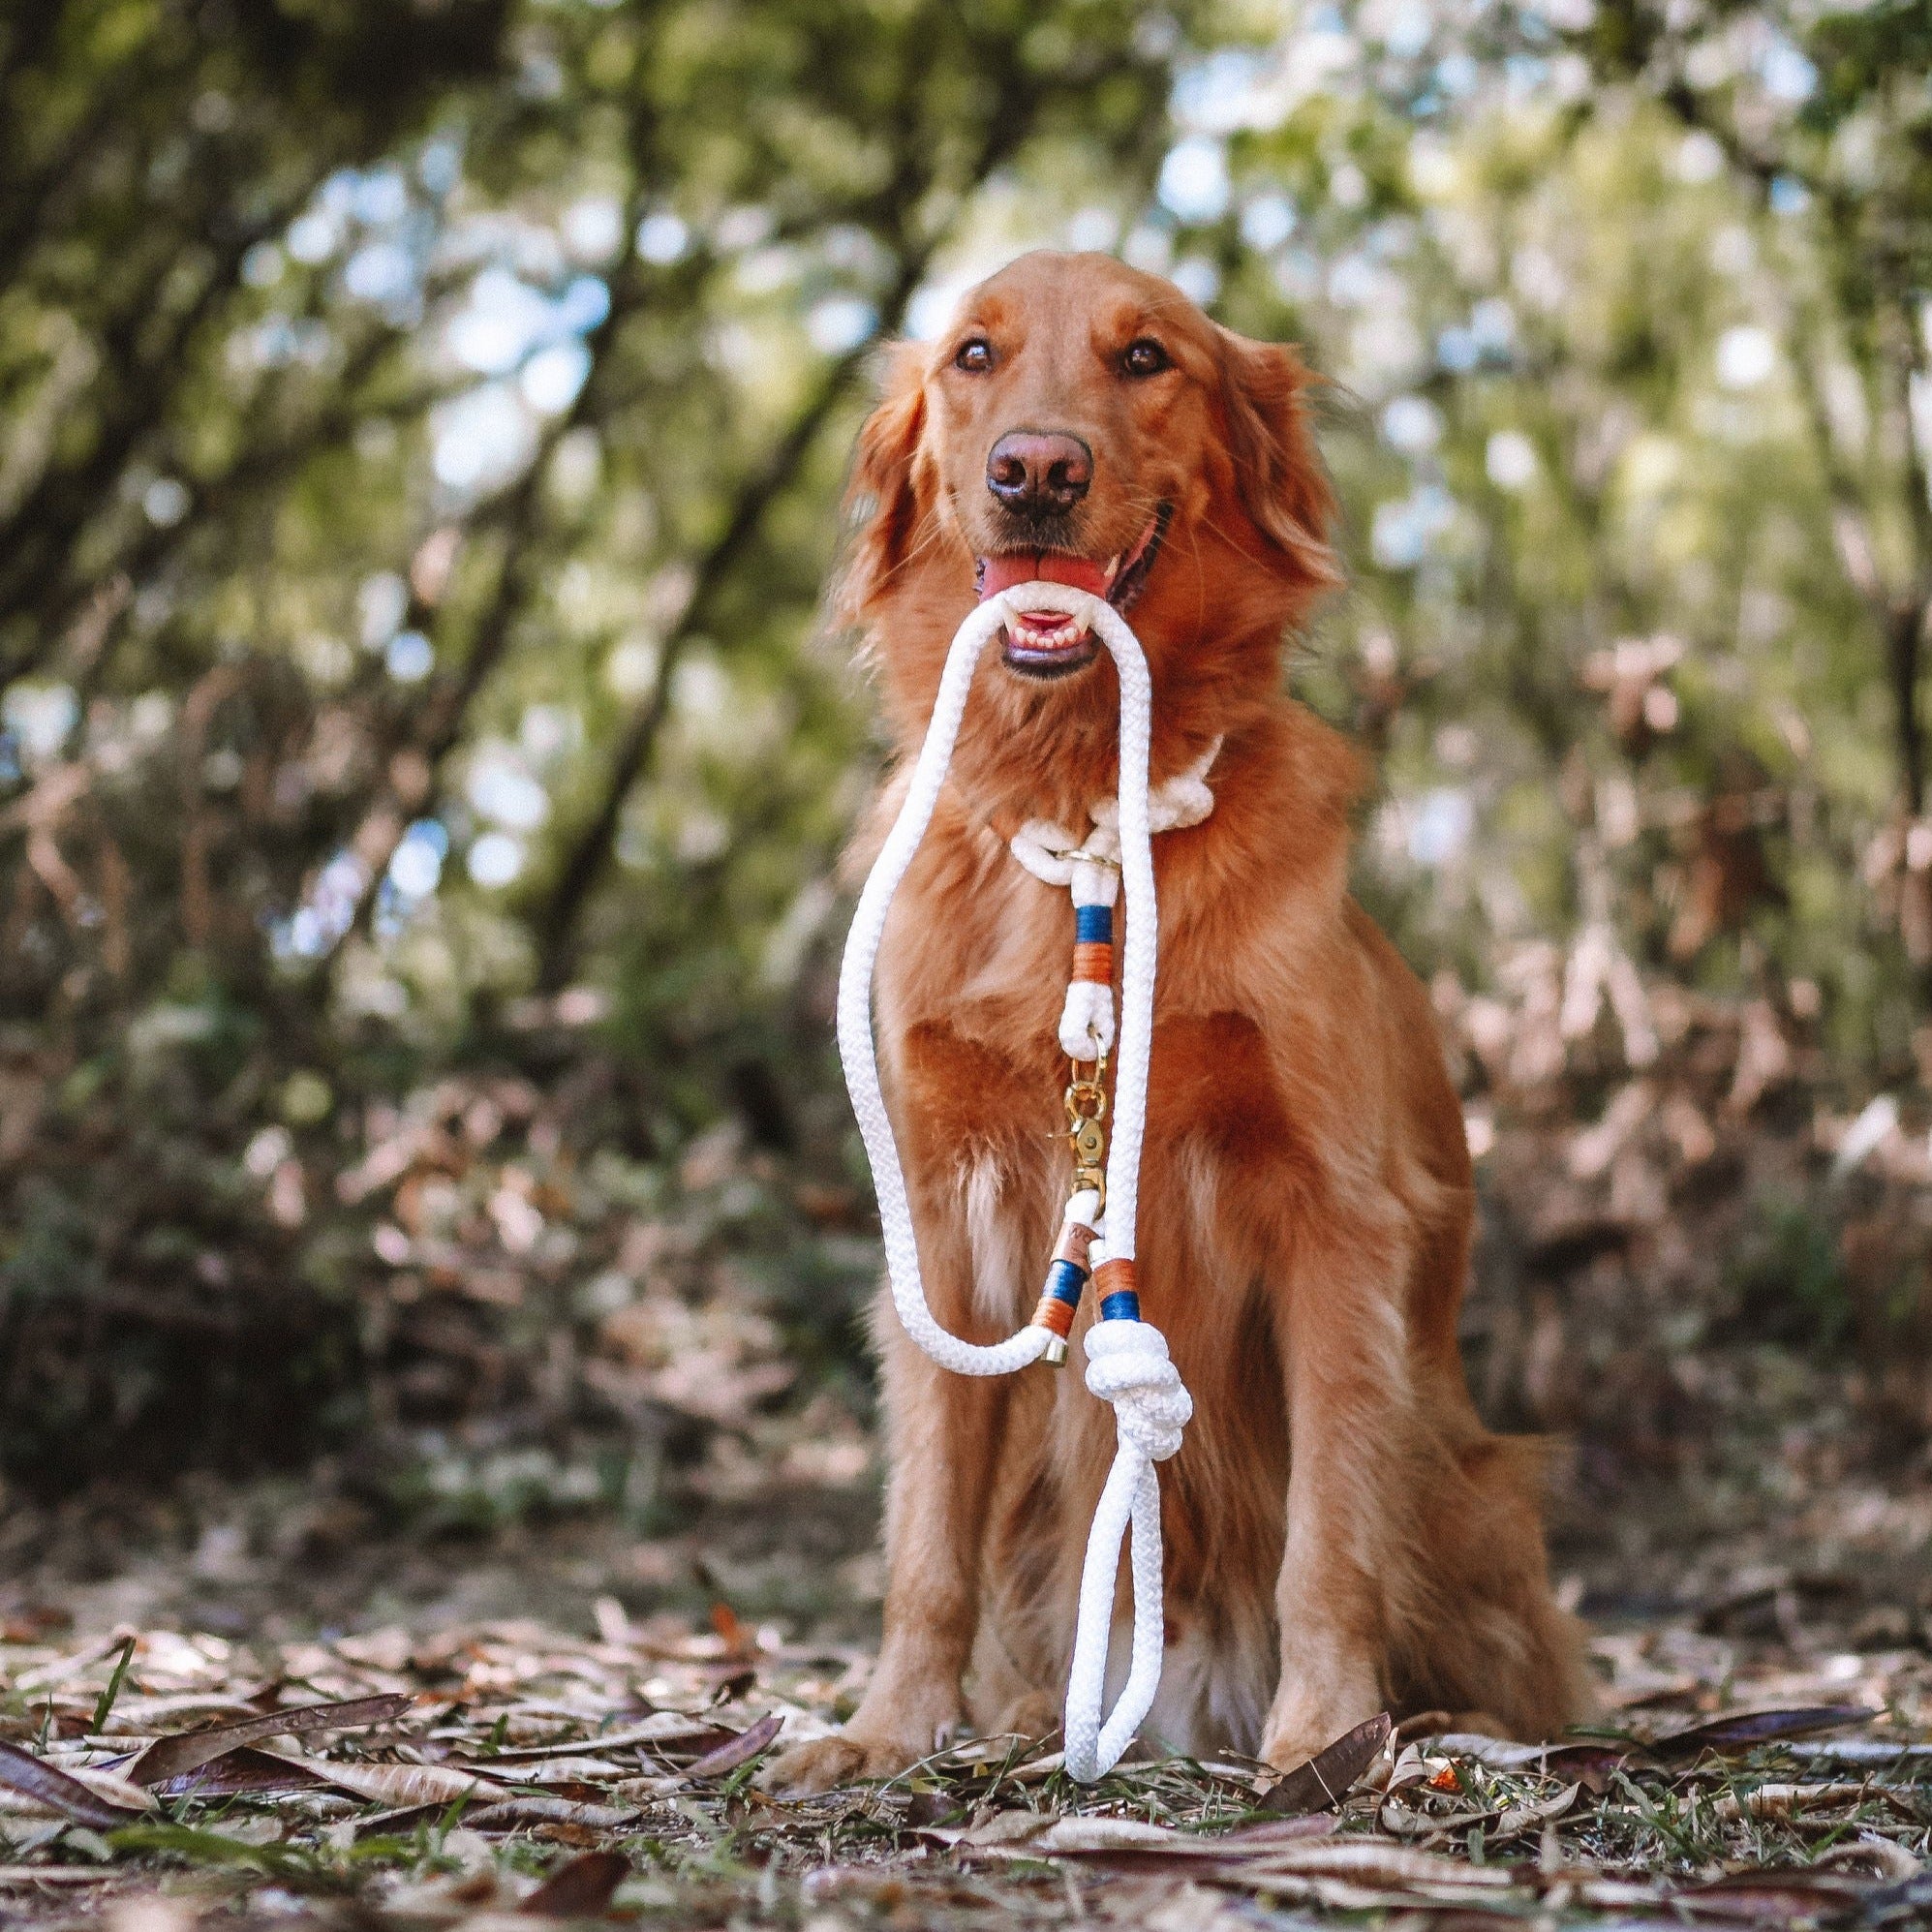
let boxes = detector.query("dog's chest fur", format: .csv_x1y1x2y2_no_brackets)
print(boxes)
880,816,1311,1271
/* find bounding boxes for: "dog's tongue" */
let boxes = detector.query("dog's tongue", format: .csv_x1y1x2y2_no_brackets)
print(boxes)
978,552,1110,603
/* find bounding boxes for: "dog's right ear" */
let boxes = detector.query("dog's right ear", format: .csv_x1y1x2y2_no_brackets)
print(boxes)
834,342,929,627
1215,329,1339,591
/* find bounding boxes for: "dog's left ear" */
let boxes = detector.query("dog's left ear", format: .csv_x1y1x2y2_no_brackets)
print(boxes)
1216,329,1340,587
834,341,931,628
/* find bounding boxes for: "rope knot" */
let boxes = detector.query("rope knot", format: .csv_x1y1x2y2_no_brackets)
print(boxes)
1010,819,1120,907
1084,1319,1192,1461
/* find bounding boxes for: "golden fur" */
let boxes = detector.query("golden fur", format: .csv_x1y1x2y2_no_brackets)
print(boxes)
766,251,1587,1794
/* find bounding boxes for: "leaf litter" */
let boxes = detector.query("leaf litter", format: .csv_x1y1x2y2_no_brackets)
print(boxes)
0,1591,1923,1929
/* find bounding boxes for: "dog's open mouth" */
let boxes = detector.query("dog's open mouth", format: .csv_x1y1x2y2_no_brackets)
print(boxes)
974,505,1172,678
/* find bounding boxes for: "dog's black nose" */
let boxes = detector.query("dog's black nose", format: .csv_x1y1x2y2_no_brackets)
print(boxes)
987,431,1092,514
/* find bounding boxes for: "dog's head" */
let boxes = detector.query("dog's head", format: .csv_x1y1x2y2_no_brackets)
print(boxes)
839,251,1336,789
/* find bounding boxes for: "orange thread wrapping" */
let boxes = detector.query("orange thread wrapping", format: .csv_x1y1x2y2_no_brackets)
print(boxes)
1030,1292,1077,1337
1090,1257,1137,1300
1070,940,1114,984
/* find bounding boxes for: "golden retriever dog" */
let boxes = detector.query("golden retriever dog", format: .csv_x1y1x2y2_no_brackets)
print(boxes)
767,251,1586,1794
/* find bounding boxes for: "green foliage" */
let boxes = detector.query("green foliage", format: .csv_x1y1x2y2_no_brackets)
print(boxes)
1,0,1929,1489
1725,1194,1851,1352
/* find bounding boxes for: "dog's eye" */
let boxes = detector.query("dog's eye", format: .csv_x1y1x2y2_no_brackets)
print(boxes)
1120,338,1171,379
954,338,995,374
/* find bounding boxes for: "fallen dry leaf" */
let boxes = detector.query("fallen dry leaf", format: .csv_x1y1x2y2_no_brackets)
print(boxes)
10,1631,139,1695
954,1808,1057,1848
1433,1732,1641,1788
1260,1711,1393,1816
485,1715,725,1762
1034,1816,1188,1854
127,1691,416,1786
0,1740,146,1827
155,1745,334,1798
1707,1779,1895,1823
1653,1704,1878,1759
518,1849,631,1917
1228,1839,1519,1889
268,1752,505,1808
466,1795,639,1830
680,1711,782,1779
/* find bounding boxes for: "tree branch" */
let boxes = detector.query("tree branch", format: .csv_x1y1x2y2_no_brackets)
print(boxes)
1641,46,1932,813
529,296,917,989
527,33,1101,985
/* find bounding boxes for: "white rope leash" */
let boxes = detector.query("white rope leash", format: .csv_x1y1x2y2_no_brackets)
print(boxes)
837,581,1197,1780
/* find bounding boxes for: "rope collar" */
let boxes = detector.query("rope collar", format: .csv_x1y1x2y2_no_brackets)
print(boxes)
1009,737,1221,890
839,581,1197,1781
1009,737,1219,1064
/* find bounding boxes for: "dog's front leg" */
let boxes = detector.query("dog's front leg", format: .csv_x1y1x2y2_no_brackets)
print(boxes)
1259,1226,1412,1768
763,1255,1010,1794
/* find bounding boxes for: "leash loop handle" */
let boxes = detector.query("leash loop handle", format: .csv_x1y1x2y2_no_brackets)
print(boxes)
836,582,1189,1777
836,593,1051,1377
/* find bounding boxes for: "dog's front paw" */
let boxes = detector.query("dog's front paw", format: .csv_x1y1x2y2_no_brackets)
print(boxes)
985,1689,1061,1744
759,1727,929,1798
1260,1681,1385,1774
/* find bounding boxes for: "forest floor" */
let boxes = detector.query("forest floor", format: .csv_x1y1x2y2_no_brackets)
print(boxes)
6,980,1932,1925
1,1443,1929,1932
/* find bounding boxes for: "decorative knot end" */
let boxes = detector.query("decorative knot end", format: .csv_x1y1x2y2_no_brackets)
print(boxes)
1083,1318,1192,1461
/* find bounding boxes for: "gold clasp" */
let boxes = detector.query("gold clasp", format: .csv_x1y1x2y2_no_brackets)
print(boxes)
1064,1051,1109,1211
1064,1051,1108,1124
1045,843,1121,872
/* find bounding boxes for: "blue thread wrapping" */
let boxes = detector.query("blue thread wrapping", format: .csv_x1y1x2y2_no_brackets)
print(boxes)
1045,1259,1086,1308
1099,1290,1141,1323
1075,904,1113,944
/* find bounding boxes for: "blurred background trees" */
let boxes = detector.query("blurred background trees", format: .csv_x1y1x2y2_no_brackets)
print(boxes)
1,0,1926,1563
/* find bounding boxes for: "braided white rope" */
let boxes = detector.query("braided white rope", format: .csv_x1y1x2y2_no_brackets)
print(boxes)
836,581,1192,1780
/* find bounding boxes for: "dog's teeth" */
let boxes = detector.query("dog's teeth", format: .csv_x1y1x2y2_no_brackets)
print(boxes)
1104,555,1120,581
1006,612,1097,658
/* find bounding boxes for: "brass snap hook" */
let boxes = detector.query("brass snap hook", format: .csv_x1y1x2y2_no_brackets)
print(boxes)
1064,1049,1109,1211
